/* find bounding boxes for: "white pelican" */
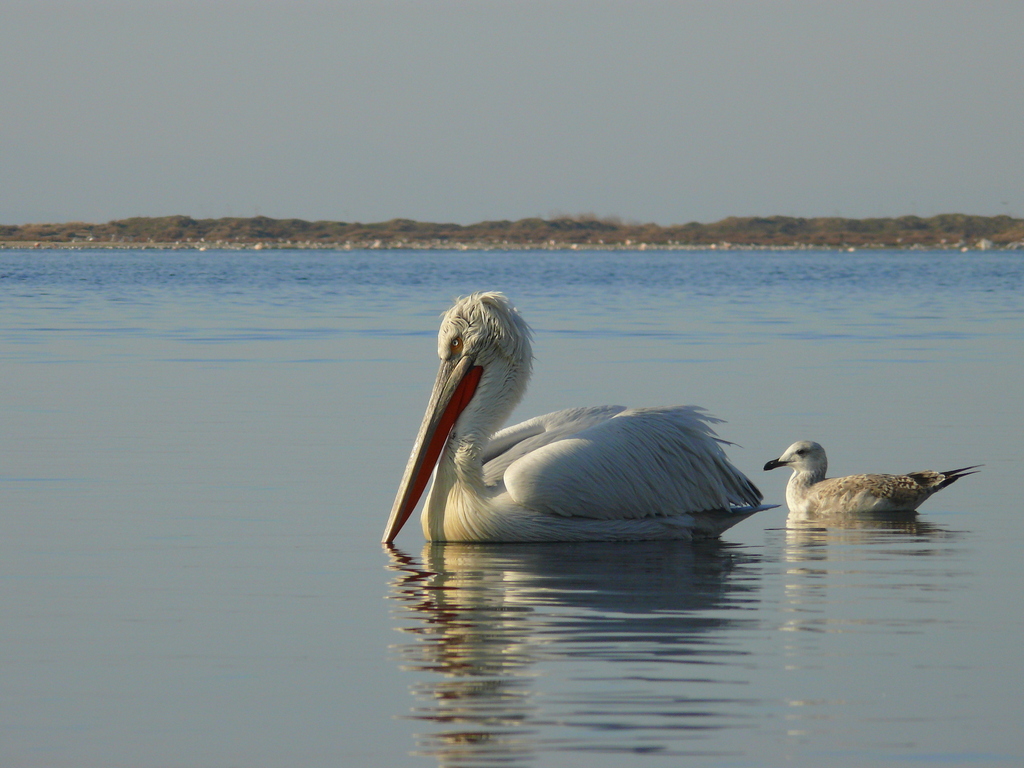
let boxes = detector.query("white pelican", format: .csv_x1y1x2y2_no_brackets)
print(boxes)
763,440,978,516
382,292,771,543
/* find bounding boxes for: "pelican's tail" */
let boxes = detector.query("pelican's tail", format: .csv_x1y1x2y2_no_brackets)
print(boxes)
688,504,780,537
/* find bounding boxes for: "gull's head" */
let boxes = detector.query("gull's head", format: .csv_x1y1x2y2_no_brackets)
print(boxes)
764,440,827,474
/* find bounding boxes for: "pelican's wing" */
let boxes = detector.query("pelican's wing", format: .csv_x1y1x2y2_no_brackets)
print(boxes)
503,406,763,519
482,406,627,486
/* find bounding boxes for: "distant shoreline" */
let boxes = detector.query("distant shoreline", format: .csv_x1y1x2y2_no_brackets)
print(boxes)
2,213,1022,251
1,241,1014,253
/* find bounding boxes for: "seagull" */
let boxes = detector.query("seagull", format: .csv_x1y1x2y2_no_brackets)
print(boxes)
763,440,978,516
382,291,772,543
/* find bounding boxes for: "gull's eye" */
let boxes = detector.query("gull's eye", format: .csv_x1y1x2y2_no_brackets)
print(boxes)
449,336,463,353
795,449,807,456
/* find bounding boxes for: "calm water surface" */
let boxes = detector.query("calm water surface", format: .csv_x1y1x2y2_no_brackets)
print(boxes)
1,249,1022,767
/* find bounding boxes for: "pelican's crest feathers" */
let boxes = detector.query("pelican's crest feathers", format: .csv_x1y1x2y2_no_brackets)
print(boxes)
439,292,533,372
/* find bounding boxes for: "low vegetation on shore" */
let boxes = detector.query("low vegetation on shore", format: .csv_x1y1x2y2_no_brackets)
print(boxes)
3,213,1023,250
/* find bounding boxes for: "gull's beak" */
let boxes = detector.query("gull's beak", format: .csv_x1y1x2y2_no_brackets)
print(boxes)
763,457,788,471
382,355,483,543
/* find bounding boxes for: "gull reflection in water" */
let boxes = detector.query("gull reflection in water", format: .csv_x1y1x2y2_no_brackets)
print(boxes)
782,507,966,623
778,508,968,740
384,540,762,766
784,508,962,560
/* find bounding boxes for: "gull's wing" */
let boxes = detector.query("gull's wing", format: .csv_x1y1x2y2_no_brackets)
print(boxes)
501,406,763,519
808,474,927,512
809,466,978,513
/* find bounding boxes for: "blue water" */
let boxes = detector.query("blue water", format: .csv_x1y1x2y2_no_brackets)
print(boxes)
1,248,1022,767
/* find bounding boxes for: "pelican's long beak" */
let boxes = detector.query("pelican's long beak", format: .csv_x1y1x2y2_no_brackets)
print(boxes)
382,355,483,543
763,457,788,471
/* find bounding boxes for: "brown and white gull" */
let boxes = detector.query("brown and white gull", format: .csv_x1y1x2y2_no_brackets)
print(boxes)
763,440,978,516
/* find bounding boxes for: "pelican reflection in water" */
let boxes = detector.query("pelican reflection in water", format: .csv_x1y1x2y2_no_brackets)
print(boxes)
384,292,772,544
384,541,763,765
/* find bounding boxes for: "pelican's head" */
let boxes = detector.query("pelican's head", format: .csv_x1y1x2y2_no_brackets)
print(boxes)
438,292,533,369
764,440,827,475
436,291,533,427
383,292,534,543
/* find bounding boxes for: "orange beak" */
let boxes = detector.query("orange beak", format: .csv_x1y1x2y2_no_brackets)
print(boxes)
382,355,483,543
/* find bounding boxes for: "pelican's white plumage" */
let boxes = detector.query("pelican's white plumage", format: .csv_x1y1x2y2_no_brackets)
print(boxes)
764,440,978,517
383,292,770,543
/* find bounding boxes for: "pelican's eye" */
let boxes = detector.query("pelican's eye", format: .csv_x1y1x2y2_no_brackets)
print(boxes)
449,336,463,354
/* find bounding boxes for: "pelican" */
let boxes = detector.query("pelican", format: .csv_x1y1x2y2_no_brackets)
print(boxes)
763,440,978,516
382,292,771,543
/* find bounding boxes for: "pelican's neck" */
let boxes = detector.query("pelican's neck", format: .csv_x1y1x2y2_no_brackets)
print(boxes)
419,376,512,544
422,431,492,541
421,365,521,541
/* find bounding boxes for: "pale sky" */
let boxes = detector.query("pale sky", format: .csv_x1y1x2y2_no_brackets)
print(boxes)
3,1,1022,226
